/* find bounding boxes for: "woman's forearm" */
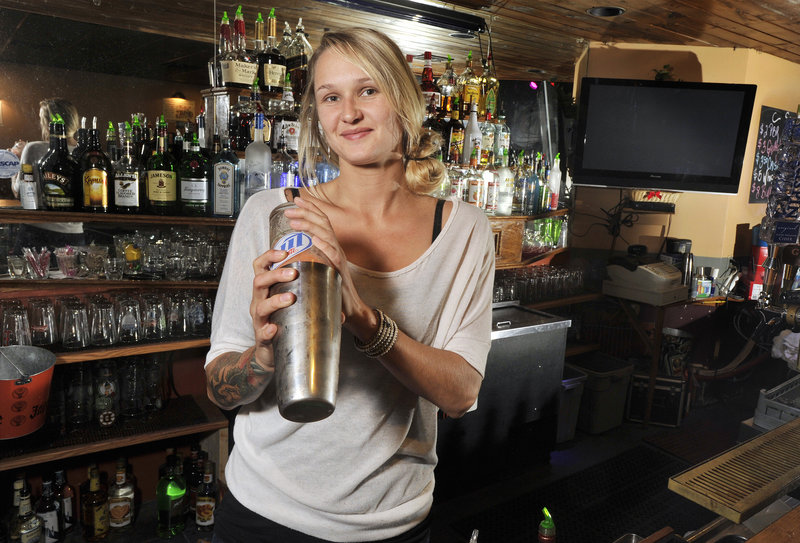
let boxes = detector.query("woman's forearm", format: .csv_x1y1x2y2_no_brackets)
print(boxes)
205,347,274,409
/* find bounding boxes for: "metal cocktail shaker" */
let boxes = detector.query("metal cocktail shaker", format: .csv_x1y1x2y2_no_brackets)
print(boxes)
268,202,342,423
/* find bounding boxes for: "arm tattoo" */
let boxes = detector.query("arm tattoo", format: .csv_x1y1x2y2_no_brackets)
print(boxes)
206,349,272,409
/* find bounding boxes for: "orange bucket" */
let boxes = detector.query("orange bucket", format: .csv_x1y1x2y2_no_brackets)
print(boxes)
0,346,56,440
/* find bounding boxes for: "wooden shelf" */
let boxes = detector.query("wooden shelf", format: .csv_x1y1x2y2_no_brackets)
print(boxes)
0,209,236,226
0,278,218,290
0,395,227,472
488,208,569,222
496,247,569,270
54,338,210,364
525,292,604,311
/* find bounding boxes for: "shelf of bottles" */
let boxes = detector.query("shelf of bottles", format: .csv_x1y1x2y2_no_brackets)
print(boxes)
0,395,226,472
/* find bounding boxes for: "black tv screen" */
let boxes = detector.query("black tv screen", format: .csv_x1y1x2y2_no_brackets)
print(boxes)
572,78,757,194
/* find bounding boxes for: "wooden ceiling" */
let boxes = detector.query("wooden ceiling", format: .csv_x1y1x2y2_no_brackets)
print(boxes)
2,0,800,83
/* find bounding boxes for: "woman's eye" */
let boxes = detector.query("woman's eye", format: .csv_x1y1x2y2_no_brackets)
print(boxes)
361,88,377,97
322,95,338,103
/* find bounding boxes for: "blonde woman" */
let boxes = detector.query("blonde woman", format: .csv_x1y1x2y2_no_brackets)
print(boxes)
206,28,494,543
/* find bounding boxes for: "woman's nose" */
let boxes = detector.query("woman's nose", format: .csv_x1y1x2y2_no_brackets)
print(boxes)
341,96,362,123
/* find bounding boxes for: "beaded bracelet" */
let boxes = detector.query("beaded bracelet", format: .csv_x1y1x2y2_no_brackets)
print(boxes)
354,308,399,358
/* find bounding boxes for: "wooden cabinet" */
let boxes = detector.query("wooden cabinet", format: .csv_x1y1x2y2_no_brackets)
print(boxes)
0,209,233,501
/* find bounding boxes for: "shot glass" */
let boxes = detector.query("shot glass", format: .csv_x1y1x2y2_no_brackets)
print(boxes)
7,256,26,278
104,257,125,280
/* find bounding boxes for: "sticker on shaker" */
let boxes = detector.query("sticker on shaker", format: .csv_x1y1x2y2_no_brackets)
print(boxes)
271,231,313,270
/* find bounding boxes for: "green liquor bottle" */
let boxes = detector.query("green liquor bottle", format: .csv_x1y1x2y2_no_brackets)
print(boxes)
156,455,186,538
179,133,210,216
39,114,80,211
146,115,178,215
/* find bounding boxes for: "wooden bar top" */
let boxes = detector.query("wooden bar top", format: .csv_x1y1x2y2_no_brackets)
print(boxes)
748,506,800,543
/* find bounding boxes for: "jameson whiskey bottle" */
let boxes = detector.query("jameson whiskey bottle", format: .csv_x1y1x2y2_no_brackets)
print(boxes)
39,114,80,211
108,459,134,532
53,469,76,535
195,461,217,532
257,8,286,100
80,467,109,542
212,136,240,217
146,115,178,215
179,133,211,216
113,122,145,213
80,116,112,213
156,455,186,539
36,480,60,543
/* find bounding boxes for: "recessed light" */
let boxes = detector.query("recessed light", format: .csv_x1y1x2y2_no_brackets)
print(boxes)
586,6,625,17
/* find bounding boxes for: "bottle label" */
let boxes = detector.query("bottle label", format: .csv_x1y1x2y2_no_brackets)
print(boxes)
480,131,495,164
180,177,209,202
270,231,313,270
282,121,300,152
83,168,109,208
448,128,464,164
20,527,43,543
40,510,59,543
485,88,498,117
462,85,480,109
20,171,39,209
263,63,286,88
88,503,109,537
422,91,442,111
147,170,177,203
41,171,74,209
195,496,216,527
468,177,482,206
114,171,140,207
62,496,74,529
213,162,235,216
221,60,258,86
108,496,132,528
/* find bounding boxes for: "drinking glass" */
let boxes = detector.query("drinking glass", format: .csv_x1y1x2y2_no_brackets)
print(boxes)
119,356,146,420
84,245,109,278
164,253,187,281
167,291,189,337
61,301,89,350
66,363,93,430
143,354,166,413
186,292,211,337
90,299,118,346
104,257,125,280
7,256,26,278
116,296,142,344
28,298,58,346
141,293,167,340
2,305,32,346
54,247,80,278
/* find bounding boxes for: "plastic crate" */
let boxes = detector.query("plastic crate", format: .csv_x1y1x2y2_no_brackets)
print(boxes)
567,353,634,434
753,373,800,430
557,365,587,443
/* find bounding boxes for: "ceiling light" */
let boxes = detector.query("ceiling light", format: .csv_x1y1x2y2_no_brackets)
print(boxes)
586,6,625,17
449,31,476,40
528,68,546,74
314,0,487,34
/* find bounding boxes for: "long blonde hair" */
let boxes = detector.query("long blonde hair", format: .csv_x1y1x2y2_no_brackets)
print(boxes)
39,98,79,143
298,28,444,194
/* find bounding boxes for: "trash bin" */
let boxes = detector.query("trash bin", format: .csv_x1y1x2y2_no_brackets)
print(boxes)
568,353,634,434
557,365,587,443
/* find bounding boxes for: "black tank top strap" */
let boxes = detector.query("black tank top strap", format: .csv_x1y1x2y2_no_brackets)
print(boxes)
432,199,446,243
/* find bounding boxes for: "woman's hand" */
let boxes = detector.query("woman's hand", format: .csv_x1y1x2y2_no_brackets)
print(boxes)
283,197,368,322
249,248,300,373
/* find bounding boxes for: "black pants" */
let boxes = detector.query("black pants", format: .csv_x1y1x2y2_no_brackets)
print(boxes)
213,491,431,543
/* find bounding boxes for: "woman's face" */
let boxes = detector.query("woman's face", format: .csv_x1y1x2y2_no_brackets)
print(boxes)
313,49,402,169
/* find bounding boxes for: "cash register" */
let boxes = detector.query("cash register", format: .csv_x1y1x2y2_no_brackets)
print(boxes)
602,247,688,306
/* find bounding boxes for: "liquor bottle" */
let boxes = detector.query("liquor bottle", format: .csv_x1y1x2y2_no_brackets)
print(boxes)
211,136,240,217
188,450,205,514
219,8,257,89
138,118,154,167
113,122,145,214
229,95,253,152
493,114,510,166
436,55,457,115
146,115,178,215
195,461,217,533
105,121,118,162
108,458,134,532
273,74,299,155
444,98,464,164
248,78,268,144
53,470,75,535
179,133,211,216
130,116,144,161
80,116,113,213
39,114,80,211
286,18,313,100
80,467,109,542
196,110,209,156
72,116,88,161
156,455,186,538
462,101,481,166
422,95,445,139
547,152,561,210
465,148,482,207
19,163,40,210
271,124,299,188
208,11,230,87
14,488,43,543
244,112,272,205
36,480,60,543
277,20,293,56
257,8,287,100
484,52,500,119
478,56,489,118
479,112,495,166
420,51,441,113
94,360,119,427
458,51,480,120
496,149,515,216
5,475,25,541
482,159,498,214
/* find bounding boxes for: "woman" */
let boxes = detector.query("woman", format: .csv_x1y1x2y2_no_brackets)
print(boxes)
205,28,494,543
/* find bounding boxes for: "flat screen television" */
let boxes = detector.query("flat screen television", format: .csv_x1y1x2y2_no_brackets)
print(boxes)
572,77,757,194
